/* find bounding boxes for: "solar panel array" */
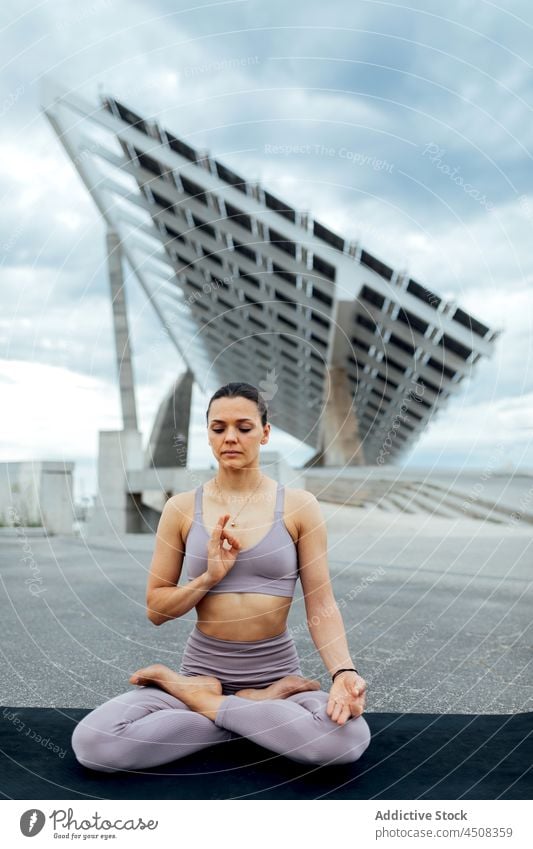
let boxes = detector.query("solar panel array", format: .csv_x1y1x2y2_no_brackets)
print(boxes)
42,80,498,463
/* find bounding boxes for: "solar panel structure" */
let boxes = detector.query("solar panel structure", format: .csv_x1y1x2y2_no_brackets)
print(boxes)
41,79,499,464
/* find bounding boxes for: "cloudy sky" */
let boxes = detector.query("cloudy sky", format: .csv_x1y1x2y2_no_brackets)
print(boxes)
1,0,532,499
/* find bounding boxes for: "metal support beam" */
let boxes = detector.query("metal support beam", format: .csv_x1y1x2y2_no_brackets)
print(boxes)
106,228,138,431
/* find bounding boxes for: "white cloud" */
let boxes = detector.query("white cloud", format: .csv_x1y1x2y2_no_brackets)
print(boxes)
0,359,121,460
408,390,533,471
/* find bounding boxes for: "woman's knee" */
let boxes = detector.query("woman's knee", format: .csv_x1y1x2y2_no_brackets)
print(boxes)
71,719,124,773
331,714,371,764
70,689,159,772
294,714,371,766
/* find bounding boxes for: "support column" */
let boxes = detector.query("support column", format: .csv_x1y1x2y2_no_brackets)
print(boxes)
88,230,144,536
88,430,144,535
304,365,366,467
107,228,138,431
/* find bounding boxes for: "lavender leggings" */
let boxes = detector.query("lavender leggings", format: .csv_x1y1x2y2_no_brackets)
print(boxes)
71,626,371,771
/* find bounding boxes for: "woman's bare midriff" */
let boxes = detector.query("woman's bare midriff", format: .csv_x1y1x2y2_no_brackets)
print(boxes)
195,592,292,641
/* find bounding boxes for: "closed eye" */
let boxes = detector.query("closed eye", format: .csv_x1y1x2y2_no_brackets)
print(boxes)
212,428,252,432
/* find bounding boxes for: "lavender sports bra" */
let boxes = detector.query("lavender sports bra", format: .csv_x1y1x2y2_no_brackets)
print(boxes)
182,481,299,598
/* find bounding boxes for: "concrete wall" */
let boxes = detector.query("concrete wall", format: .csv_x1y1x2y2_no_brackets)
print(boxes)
0,461,75,534
88,430,144,535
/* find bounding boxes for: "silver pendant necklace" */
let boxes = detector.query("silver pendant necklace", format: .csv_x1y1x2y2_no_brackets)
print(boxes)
213,474,265,527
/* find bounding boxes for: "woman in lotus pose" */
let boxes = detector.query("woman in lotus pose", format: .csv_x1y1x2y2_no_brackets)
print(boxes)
72,382,370,770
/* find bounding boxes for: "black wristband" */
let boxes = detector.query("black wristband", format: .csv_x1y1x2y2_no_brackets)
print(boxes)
332,667,359,683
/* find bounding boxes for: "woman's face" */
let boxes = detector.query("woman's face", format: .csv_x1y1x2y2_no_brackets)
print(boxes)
207,396,269,465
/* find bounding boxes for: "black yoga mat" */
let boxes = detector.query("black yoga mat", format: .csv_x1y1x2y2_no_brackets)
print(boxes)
1,706,531,800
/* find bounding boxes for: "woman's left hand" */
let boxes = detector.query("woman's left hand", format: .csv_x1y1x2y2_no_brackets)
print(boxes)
326,672,367,725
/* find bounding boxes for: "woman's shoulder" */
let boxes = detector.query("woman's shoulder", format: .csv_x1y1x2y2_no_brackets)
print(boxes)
160,487,201,546
282,485,319,529
167,486,198,505
282,483,317,504
163,487,197,524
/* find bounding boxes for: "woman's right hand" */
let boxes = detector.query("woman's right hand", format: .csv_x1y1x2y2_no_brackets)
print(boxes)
205,514,242,586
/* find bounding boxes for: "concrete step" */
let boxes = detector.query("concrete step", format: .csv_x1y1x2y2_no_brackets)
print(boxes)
422,482,523,525
402,482,481,520
300,472,531,526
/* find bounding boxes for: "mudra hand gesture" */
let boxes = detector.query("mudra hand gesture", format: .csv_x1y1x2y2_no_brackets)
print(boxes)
206,514,242,585
327,671,367,726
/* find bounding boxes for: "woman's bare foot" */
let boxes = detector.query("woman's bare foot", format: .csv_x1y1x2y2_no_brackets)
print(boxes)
129,663,222,709
235,674,321,701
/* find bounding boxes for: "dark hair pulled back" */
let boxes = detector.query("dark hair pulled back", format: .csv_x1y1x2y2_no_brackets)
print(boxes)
206,382,268,427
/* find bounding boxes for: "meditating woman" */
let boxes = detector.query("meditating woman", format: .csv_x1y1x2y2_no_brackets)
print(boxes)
71,382,371,770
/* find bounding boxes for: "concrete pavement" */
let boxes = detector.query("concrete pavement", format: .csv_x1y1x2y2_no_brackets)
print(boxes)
1,502,531,714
